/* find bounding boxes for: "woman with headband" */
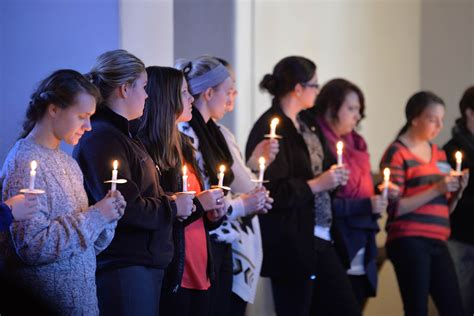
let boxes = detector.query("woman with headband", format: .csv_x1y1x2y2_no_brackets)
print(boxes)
175,56,268,316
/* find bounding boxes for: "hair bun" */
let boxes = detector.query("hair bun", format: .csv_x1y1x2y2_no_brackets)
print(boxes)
259,73,278,95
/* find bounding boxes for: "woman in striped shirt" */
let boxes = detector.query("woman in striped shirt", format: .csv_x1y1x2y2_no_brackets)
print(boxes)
380,91,469,316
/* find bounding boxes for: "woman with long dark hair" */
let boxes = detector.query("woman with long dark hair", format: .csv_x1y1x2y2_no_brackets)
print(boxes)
246,57,360,316
380,91,468,316
139,66,226,316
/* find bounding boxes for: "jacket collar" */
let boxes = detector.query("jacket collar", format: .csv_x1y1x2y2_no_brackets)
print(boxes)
93,106,132,137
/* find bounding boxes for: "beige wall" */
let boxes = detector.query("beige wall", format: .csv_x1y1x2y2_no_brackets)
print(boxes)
120,0,174,66
235,1,474,315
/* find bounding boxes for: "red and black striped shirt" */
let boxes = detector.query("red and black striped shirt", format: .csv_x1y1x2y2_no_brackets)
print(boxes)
380,140,451,242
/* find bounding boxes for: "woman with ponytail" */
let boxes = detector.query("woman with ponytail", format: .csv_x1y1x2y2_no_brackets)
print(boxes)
380,91,468,316
0,69,125,315
246,57,360,316
73,50,192,316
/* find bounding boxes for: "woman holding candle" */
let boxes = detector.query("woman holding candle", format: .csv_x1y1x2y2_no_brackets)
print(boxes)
380,91,468,316
73,50,190,315
212,57,275,316
309,78,396,311
0,69,125,315
138,66,226,316
246,57,358,316
175,55,269,316
443,86,474,315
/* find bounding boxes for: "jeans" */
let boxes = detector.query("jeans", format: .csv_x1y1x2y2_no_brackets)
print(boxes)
96,265,165,316
387,237,465,316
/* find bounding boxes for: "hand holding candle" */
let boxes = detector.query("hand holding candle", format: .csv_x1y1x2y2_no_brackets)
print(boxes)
111,160,118,191
382,167,390,199
269,118,279,139
455,151,462,173
29,160,37,190
258,157,266,188
336,141,344,167
217,165,225,187
182,165,188,192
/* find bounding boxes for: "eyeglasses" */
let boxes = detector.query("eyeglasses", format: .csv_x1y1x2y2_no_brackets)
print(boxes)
302,82,320,89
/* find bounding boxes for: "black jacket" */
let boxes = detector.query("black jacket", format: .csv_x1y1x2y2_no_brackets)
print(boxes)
73,107,177,271
158,164,221,293
443,122,474,245
245,104,348,280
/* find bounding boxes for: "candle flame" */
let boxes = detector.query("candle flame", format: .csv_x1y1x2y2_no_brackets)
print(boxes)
455,151,462,162
383,167,390,180
182,165,187,175
258,156,266,166
219,165,226,173
30,160,37,171
113,160,118,170
336,141,344,152
271,118,279,127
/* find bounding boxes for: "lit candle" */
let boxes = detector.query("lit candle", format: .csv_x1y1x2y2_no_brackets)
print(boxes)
383,167,390,199
258,157,266,188
455,151,462,173
336,141,344,166
269,118,279,138
111,160,118,191
182,165,188,192
29,160,37,190
217,165,226,187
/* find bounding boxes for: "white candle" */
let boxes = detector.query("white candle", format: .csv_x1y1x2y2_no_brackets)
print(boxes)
258,157,266,188
217,165,225,187
182,165,188,192
29,160,37,190
111,160,118,191
383,167,390,199
336,141,344,166
455,151,462,173
269,118,279,138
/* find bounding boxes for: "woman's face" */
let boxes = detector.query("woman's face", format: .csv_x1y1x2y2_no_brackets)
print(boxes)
125,71,148,120
332,91,362,136
411,103,445,140
224,66,238,113
52,92,96,145
299,73,320,109
176,78,194,123
208,76,234,121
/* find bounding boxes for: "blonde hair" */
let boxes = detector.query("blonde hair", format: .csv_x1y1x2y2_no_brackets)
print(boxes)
88,49,145,102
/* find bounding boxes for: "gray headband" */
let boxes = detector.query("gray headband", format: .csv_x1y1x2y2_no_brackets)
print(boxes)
188,64,230,95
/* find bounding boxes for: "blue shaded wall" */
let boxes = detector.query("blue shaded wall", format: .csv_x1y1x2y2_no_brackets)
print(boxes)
0,0,119,162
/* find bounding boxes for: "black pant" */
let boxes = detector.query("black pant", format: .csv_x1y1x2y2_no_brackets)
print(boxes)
271,237,360,316
387,237,466,316
209,240,233,316
96,266,164,316
348,275,371,312
161,287,210,316
230,293,248,316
